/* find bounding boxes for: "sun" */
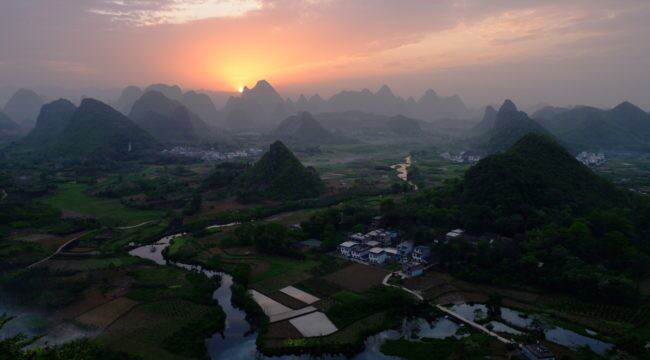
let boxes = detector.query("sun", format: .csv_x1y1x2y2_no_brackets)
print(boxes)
237,86,244,93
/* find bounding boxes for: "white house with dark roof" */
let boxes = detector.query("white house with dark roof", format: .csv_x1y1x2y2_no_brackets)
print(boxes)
350,244,371,260
383,247,398,261
397,241,414,262
445,229,464,242
338,241,358,257
349,233,368,243
412,245,431,263
402,262,425,277
368,247,387,264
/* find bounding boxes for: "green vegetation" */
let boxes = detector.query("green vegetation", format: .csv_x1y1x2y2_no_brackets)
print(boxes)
326,286,418,328
0,267,90,309
380,333,493,360
50,98,159,160
0,316,139,360
238,141,325,201
126,266,217,305
161,307,225,359
41,183,162,226
382,134,650,304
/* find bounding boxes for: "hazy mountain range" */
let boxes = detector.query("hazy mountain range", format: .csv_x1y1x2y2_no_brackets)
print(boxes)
223,80,474,131
3,79,650,156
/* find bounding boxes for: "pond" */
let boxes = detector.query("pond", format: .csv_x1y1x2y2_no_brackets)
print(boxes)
0,297,97,347
446,303,613,355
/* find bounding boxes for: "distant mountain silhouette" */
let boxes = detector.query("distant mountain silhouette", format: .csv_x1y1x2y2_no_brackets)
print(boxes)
224,109,256,132
223,80,288,131
223,81,471,131
471,106,497,135
144,84,183,101
51,98,159,159
478,100,551,153
129,91,210,143
0,111,20,142
533,101,650,151
320,85,469,120
0,112,19,132
238,140,324,201
115,86,143,114
532,106,569,122
182,91,220,125
3,89,44,131
22,99,77,147
272,112,337,144
386,115,422,136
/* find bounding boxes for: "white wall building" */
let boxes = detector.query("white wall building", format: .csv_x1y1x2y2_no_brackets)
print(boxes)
338,241,358,257
368,247,387,264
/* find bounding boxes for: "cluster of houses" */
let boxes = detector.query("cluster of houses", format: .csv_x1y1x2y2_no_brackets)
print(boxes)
338,229,432,277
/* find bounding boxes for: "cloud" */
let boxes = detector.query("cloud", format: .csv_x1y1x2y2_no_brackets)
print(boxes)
88,0,263,26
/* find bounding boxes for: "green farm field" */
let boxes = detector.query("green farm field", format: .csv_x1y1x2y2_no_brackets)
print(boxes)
41,182,163,226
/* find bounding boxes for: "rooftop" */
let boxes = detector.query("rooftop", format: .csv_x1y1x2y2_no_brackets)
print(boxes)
369,247,384,254
384,248,398,255
339,241,358,248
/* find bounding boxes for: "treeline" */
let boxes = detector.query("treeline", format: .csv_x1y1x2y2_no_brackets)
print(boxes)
380,184,650,305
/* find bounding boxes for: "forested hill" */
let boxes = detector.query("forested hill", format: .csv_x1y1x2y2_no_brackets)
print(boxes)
52,98,160,159
461,133,627,215
238,140,324,201
272,111,336,145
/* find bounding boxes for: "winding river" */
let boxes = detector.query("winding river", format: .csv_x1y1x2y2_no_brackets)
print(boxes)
128,231,461,359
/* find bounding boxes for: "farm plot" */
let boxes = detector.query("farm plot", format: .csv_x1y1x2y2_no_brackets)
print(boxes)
280,286,319,305
75,297,138,329
323,263,389,293
41,183,163,226
249,290,292,316
289,312,338,337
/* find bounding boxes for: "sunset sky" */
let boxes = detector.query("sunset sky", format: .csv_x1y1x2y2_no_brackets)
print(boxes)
2,0,650,108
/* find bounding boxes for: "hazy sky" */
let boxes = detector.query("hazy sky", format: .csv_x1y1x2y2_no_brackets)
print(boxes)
1,0,650,109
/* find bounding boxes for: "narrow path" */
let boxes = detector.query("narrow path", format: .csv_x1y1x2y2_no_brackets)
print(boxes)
116,220,156,230
27,232,88,269
382,272,424,301
435,304,513,345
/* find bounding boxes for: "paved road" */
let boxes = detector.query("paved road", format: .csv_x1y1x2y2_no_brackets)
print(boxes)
116,220,156,230
27,232,88,269
435,304,513,345
382,272,424,301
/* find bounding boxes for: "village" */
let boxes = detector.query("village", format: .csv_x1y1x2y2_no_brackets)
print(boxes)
332,226,560,360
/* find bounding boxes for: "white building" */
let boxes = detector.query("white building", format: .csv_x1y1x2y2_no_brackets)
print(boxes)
397,241,414,262
383,247,398,261
412,246,431,263
402,262,425,277
350,244,371,260
368,247,387,264
349,233,368,243
366,240,380,247
338,241,358,257
445,229,465,242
